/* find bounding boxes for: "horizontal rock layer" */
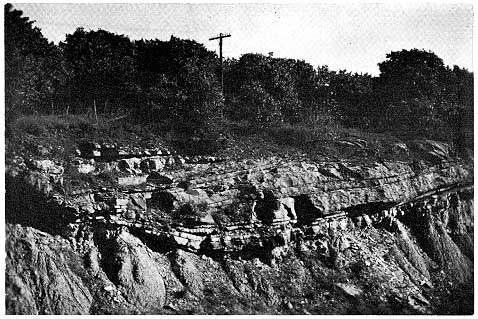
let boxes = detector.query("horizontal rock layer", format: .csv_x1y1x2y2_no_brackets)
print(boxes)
5,140,474,315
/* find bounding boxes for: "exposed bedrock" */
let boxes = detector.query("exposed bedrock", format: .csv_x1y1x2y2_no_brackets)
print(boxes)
95,228,167,312
5,224,93,315
4,141,474,314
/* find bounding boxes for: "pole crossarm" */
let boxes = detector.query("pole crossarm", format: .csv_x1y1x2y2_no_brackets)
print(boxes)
209,33,231,41
208,32,231,98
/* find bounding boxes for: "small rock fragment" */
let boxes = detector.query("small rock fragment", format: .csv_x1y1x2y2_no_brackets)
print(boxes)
334,283,363,298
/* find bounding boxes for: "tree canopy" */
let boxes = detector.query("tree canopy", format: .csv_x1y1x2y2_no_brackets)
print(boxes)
4,4,473,148
59,28,136,113
374,49,473,143
5,3,63,115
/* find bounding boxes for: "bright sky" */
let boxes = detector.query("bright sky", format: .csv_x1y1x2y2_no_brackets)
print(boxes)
13,3,473,76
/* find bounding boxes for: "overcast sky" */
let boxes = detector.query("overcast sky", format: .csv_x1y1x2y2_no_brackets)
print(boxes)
13,3,473,76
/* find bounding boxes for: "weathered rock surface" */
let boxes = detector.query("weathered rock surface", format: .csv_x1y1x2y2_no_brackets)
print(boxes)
5,224,92,315
98,229,167,311
5,139,474,314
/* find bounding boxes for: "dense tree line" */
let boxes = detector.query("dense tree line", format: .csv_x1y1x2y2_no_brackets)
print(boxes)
5,3,64,117
5,4,222,135
5,4,473,146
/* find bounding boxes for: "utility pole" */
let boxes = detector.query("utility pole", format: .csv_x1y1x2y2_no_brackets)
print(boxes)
209,33,231,94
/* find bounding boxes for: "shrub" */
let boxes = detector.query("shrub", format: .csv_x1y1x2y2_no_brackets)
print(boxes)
172,202,210,225
212,201,252,226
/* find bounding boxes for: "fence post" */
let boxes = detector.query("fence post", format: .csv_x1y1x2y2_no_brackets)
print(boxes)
93,99,98,123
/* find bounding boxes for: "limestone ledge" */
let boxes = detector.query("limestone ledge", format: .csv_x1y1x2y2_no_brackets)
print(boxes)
74,185,472,253
5,155,473,253
6,158,472,218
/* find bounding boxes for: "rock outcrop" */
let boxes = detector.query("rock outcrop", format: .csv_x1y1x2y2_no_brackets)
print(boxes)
98,229,167,311
5,224,92,315
5,139,474,314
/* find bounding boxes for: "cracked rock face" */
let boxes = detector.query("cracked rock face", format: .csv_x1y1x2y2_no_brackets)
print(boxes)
5,139,474,314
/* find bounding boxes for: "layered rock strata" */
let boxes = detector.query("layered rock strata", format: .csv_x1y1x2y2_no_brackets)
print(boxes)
5,140,474,314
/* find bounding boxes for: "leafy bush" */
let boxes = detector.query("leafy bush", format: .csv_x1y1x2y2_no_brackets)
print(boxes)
172,202,210,225
212,201,253,226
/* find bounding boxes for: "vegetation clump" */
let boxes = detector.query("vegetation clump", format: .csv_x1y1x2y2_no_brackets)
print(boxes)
5,4,473,157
